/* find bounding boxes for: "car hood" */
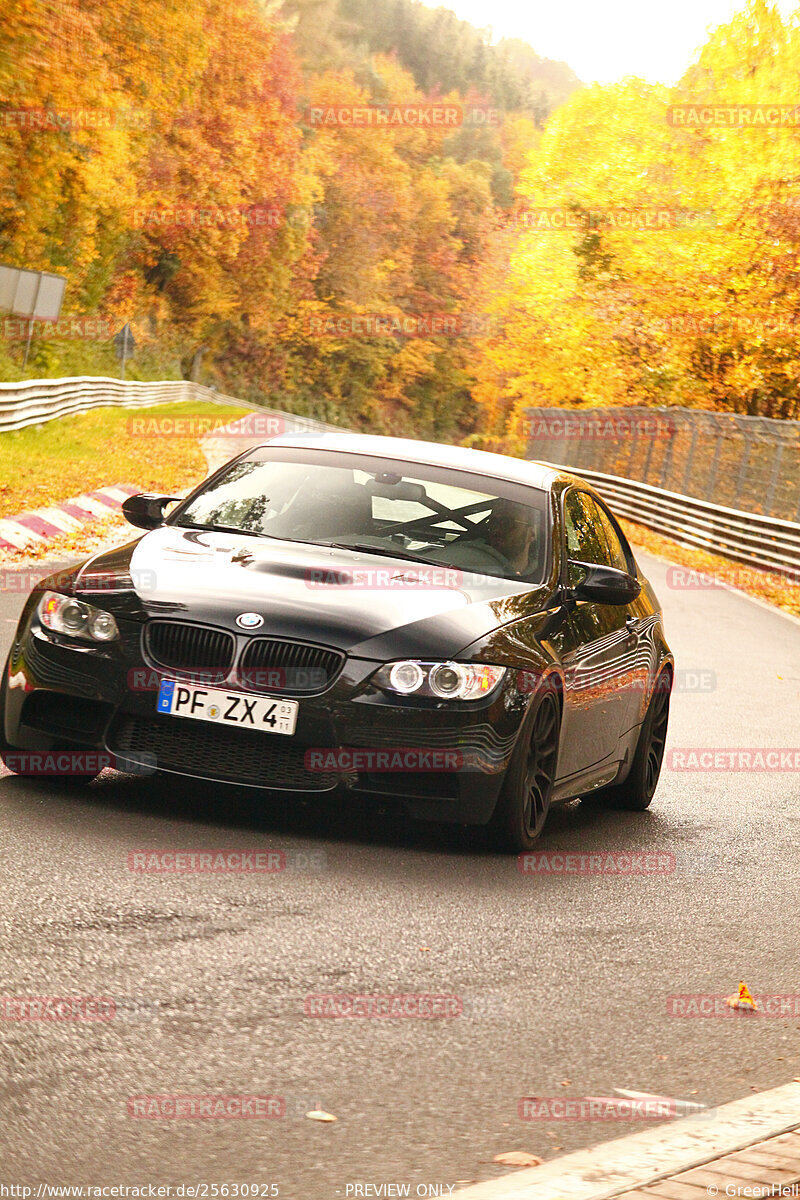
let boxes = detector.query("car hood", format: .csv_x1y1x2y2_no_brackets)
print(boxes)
71,526,550,659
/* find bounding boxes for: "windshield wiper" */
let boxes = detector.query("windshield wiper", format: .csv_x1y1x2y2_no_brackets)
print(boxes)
173,525,440,564
319,541,436,565
173,521,277,538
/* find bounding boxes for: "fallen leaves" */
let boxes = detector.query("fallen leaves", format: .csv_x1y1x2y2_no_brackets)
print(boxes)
493,1151,543,1168
622,520,800,619
0,514,133,567
726,980,758,1013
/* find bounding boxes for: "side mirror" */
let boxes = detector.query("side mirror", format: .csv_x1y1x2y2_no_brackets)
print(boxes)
568,561,641,605
122,493,181,531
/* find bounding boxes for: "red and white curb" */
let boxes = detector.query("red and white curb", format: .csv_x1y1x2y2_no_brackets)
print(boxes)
0,484,140,552
453,1081,800,1199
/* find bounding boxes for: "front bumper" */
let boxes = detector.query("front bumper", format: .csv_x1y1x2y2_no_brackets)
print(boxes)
2,607,530,825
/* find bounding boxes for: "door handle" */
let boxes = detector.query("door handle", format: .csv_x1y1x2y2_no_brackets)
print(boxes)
624,616,638,646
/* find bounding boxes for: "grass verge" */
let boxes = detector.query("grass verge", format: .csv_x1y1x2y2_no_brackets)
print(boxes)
0,401,251,516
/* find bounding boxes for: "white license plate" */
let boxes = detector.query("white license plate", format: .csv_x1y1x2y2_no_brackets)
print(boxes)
156,680,298,736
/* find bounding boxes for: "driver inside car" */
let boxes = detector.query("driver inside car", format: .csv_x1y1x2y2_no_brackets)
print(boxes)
432,498,537,579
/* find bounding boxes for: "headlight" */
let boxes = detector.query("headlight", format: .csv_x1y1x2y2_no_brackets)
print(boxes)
388,661,425,694
38,591,119,643
374,660,506,701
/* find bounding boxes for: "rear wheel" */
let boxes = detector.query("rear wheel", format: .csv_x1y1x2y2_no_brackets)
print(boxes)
599,670,671,811
489,690,560,851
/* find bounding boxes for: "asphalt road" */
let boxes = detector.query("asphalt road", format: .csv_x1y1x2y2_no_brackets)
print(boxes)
1,549,799,1196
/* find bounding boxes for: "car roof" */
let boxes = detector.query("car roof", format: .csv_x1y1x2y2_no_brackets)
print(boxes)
257,431,568,491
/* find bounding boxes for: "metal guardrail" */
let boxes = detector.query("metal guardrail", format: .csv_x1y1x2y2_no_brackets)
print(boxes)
2,377,796,580
0,377,229,433
0,376,338,435
524,405,800,523
543,462,800,580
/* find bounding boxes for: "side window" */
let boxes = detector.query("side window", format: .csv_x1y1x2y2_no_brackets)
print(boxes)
564,490,609,568
594,503,631,573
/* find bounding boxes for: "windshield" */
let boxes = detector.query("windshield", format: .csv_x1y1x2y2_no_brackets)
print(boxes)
173,450,550,584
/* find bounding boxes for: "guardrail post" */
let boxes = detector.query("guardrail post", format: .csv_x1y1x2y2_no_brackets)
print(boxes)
642,424,656,483
764,442,785,518
626,423,639,476
704,431,723,500
659,428,676,490
732,439,752,509
680,425,699,494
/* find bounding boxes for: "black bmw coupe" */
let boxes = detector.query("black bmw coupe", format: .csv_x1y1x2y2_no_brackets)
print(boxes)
1,433,673,850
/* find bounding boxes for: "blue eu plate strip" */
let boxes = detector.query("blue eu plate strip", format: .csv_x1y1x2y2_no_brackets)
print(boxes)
157,679,175,713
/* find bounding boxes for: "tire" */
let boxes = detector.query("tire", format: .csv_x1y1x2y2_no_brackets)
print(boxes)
489,689,561,852
600,669,671,811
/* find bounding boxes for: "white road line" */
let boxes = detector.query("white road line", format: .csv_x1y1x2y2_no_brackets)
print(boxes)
453,1081,800,1200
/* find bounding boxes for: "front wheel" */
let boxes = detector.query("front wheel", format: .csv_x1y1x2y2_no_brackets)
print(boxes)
600,670,671,811
0,664,100,786
489,690,561,852
0,742,101,786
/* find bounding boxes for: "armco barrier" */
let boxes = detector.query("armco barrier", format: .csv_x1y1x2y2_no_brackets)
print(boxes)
2,378,796,581
539,462,800,580
524,405,800,523
0,377,336,435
